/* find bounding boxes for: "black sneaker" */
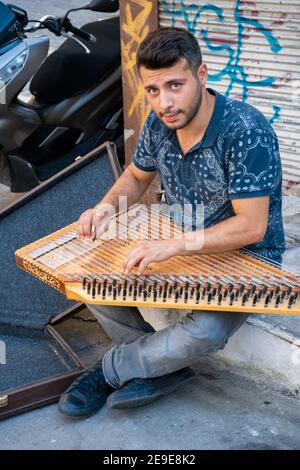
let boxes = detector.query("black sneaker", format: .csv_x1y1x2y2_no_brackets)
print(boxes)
107,367,195,409
58,361,114,418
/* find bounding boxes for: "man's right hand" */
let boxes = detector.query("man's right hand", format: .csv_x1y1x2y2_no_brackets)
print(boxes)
77,203,115,240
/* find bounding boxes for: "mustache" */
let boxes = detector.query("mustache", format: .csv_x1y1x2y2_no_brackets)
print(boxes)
160,109,183,117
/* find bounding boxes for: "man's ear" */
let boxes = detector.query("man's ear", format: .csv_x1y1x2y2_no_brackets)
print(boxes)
197,63,208,86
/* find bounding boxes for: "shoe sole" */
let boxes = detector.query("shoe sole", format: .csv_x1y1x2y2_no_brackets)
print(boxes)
58,399,107,418
107,374,195,409
58,409,98,419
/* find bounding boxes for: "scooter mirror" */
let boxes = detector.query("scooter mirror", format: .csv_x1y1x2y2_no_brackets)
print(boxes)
85,0,119,13
7,4,28,24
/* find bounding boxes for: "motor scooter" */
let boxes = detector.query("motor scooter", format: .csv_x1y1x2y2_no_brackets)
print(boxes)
0,0,122,192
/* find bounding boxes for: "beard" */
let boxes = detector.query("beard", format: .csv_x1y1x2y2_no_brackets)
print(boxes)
160,79,203,130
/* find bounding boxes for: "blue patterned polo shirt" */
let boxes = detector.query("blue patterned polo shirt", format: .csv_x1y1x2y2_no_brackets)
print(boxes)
133,88,285,262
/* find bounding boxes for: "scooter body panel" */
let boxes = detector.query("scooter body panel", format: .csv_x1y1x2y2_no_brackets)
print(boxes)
0,36,49,150
41,66,122,129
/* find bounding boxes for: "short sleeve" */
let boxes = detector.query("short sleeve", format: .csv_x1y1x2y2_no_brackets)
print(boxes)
227,128,281,199
132,112,157,172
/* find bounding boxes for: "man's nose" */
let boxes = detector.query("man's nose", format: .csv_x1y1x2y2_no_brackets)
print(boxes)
159,91,173,110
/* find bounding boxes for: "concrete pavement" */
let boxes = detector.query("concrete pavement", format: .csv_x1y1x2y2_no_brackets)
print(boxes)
0,358,299,450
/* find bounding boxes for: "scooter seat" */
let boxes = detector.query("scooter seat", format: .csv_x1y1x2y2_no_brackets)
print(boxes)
30,17,120,103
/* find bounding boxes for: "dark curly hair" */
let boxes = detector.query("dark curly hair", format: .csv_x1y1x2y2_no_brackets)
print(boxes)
136,27,202,77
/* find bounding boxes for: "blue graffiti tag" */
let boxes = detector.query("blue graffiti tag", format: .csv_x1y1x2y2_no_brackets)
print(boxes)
161,0,282,123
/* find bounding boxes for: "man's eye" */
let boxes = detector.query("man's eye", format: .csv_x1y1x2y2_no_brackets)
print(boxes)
170,83,181,89
147,88,158,95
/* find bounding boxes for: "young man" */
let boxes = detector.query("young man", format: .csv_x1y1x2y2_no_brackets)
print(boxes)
59,28,285,418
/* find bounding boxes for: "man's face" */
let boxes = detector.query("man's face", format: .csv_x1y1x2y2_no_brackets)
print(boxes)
140,58,205,130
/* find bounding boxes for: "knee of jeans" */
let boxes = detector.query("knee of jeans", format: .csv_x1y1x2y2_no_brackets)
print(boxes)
179,326,232,356
179,311,242,350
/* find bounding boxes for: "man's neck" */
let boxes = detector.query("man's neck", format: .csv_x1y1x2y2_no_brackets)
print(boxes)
176,89,215,151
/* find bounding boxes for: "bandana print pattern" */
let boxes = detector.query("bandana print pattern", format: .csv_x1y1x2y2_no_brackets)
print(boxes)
133,90,285,262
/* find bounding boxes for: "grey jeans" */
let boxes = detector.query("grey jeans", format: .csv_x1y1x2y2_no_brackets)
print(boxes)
87,304,249,389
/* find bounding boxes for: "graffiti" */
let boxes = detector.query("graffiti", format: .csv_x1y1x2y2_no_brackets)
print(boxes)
121,0,154,131
161,0,282,124
269,105,281,125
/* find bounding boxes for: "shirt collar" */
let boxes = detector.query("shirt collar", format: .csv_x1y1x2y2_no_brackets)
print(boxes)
163,88,227,152
200,88,226,148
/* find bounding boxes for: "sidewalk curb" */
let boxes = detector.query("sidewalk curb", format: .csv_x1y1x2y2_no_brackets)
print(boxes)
215,317,300,395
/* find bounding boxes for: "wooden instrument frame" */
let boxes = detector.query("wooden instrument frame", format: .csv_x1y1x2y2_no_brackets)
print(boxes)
15,205,300,316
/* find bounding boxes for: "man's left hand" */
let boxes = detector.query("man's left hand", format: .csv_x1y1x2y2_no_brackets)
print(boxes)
123,240,179,275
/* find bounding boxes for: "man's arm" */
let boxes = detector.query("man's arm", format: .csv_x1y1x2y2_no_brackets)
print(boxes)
96,163,156,210
77,163,156,238
176,195,270,256
123,196,270,274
